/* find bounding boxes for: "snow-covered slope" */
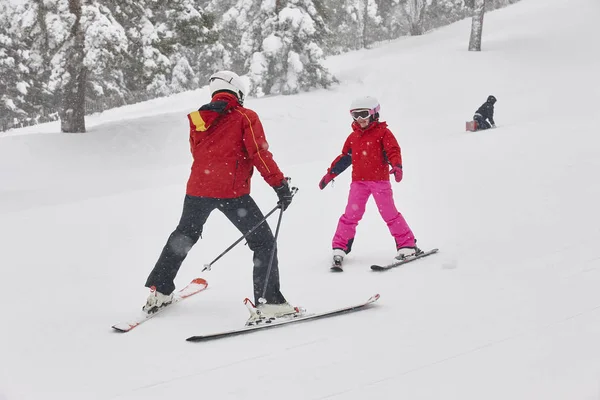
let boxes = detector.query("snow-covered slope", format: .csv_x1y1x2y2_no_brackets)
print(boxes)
1,0,599,399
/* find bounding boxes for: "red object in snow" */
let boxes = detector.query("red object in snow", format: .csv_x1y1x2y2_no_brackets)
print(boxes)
465,120,478,132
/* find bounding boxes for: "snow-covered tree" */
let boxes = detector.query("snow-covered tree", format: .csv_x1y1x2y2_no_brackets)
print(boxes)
403,0,426,36
216,0,261,76
0,6,28,125
95,0,221,96
323,0,383,53
468,0,486,51
487,0,521,8
3,1,124,131
423,0,468,32
79,3,128,104
147,0,221,92
229,0,335,96
204,0,239,75
98,0,171,96
57,0,87,133
4,1,66,126
372,0,406,42
0,0,524,133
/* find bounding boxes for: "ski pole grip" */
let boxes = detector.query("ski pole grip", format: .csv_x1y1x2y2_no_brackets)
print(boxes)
285,177,300,196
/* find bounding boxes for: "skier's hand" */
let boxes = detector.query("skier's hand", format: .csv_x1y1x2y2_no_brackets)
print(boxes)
390,165,403,183
319,172,336,189
274,179,293,210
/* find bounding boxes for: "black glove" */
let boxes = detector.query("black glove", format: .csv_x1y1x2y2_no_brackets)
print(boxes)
273,179,293,211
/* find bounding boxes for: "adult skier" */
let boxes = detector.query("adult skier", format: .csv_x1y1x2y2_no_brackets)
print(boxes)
143,71,296,323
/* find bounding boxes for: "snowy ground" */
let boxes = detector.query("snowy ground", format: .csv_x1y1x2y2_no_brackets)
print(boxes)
1,0,600,399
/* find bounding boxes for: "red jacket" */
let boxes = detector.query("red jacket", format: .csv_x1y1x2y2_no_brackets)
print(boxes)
327,121,402,181
186,93,284,198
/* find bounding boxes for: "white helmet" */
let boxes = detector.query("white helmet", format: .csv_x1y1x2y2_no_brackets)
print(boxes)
209,71,246,105
349,96,380,120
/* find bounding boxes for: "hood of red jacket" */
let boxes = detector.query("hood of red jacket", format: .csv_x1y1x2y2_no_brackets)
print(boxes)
188,92,241,132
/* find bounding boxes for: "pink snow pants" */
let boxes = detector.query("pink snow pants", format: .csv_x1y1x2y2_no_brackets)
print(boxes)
332,181,415,252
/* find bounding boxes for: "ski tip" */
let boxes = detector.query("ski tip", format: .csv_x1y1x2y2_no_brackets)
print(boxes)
370,293,381,302
191,278,208,286
112,323,135,333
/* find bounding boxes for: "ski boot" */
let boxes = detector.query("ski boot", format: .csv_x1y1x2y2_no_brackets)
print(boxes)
395,246,423,261
142,286,174,314
331,249,346,272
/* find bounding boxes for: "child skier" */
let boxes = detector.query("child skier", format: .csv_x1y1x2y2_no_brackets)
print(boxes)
318,96,420,270
473,95,497,130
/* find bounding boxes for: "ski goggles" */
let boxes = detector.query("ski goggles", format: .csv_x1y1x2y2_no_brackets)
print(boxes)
350,105,380,120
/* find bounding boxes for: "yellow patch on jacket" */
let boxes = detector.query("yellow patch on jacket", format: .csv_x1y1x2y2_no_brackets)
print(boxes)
188,111,207,132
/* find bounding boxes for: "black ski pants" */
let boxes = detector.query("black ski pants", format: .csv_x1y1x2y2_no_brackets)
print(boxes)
145,194,286,305
473,114,491,130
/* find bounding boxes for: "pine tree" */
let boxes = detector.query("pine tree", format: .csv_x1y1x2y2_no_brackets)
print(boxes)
78,3,129,109
99,0,171,96
204,0,240,76
404,0,427,36
59,0,87,133
322,0,385,53
424,0,468,32
3,1,66,127
0,7,27,126
147,0,220,92
468,0,486,51
325,0,362,53
216,0,261,76
373,0,405,42
235,0,335,96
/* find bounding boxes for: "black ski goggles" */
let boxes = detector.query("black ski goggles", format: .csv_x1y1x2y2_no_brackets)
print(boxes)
350,110,370,120
350,106,379,120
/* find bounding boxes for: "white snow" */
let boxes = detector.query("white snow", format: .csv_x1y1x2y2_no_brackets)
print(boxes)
1,0,600,399
15,81,28,95
262,33,283,55
2,98,17,111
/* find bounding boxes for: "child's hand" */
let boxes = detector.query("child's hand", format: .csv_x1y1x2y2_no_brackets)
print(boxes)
319,172,336,189
390,165,403,183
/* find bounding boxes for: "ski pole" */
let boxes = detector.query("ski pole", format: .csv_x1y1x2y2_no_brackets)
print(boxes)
259,204,285,304
258,186,298,297
202,185,298,272
202,205,279,272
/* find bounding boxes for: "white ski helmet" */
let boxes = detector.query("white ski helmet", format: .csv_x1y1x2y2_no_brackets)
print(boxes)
209,70,246,105
349,96,380,120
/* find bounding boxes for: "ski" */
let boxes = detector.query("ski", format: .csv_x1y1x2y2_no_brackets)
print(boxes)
371,248,439,271
186,294,380,342
112,278,208,332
